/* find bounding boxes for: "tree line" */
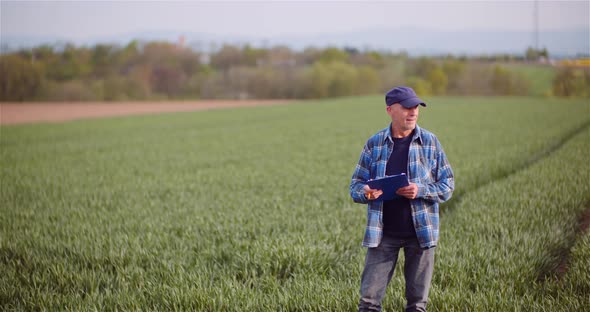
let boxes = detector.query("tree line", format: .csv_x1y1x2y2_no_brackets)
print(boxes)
1,41,588,102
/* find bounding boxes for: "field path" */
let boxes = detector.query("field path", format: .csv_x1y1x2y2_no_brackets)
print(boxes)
0,100,294,125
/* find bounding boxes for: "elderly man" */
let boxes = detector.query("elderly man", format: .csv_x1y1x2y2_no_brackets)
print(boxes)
350,86,455,312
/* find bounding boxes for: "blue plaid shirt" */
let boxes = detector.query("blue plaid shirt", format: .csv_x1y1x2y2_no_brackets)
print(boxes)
350,124,454,249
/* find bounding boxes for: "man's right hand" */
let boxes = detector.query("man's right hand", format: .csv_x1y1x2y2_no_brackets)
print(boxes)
363,185,383,200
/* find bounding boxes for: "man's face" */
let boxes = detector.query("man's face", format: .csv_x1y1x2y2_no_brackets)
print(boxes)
387,103,419,132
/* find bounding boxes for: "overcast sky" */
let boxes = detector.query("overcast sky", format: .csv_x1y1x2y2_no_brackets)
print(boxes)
2,1,589,40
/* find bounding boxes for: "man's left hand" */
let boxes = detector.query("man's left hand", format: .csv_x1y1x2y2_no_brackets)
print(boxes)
396,183,418,199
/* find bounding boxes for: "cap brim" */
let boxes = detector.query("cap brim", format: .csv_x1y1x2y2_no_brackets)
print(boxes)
399,97,427,108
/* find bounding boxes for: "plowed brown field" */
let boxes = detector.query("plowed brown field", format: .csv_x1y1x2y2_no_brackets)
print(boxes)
0,100,293,125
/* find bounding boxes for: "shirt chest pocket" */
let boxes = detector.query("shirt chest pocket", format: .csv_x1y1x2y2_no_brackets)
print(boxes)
414,156,437,182
370,146,391,178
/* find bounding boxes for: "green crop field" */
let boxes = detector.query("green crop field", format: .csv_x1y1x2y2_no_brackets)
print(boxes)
1,96,589,311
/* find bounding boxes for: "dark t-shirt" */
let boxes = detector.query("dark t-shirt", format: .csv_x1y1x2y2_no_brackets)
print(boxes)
382,131,417,238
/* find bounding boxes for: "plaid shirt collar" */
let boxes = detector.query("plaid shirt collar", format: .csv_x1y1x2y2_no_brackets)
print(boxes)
382,123,424,146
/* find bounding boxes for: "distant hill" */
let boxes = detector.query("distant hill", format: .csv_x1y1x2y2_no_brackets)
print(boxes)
280,27,589,58
2,27,588,57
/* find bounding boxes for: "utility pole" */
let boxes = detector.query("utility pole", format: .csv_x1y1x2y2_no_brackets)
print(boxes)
534,0,539,52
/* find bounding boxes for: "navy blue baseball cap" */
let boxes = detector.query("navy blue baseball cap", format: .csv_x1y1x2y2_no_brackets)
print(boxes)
385,86,427,108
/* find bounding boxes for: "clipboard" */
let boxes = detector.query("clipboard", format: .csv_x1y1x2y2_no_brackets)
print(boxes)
366,173,409,201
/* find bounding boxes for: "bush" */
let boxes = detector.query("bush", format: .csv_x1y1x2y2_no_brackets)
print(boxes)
355,66,381,95
405,77,433,96
429,68,448,95
553,67,590,97
490,65,530,95
43,80,96,101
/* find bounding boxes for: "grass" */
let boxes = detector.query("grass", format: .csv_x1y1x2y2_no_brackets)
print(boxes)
432,126,590,311
1,96,589,311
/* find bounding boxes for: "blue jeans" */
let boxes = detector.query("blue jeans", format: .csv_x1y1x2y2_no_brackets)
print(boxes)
358,234,435,312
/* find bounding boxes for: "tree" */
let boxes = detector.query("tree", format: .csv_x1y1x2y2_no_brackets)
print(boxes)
210,44,243,71
355,66,381,95
442,60,465,94
242,44,267,66
91,44,117,78
310,63,332,98
327,62,357,97
525,46,549,61
406,57,438,79
0,55,44,101
318,47,349,64
151,65,187,97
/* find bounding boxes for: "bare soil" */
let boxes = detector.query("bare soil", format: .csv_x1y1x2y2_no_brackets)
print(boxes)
555,204,590,280
0,100,294,125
